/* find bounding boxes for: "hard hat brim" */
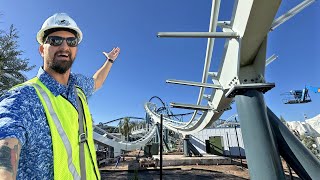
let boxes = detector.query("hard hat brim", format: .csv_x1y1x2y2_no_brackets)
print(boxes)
37,26,83,45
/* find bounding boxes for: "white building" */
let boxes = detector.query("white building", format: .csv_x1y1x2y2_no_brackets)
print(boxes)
190,127,245,157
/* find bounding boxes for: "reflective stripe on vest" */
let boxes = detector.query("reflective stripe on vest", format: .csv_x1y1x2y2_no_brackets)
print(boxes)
32,83,81,180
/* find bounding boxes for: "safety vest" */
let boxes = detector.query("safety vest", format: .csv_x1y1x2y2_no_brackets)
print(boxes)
24,77,100,180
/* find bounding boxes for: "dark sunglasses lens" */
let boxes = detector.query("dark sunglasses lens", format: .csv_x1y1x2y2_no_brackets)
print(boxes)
66,37,78,47
46,36,78,47
46,36,64,46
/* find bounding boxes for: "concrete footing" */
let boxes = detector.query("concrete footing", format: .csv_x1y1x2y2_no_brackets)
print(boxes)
152,154,231,167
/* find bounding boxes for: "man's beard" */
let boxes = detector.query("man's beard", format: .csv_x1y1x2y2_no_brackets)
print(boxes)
48,50,74,74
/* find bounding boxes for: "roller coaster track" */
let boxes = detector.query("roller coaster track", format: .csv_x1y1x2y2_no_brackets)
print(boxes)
93,124,158,151
94,1,320,178
145,0,315,136
93,0,315,154
93,96,192,150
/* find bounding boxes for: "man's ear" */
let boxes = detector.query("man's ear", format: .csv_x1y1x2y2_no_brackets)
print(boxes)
39,45,44,57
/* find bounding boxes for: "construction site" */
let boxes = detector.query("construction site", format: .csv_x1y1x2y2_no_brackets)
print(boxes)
91,0,320,179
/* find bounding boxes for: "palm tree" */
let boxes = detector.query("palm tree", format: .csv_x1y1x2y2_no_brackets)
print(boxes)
119,117,135,141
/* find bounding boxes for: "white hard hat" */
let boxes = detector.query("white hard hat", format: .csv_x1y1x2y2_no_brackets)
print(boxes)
37,13,83,45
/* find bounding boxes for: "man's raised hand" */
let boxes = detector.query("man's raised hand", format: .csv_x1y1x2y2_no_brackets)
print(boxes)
102,47,120,62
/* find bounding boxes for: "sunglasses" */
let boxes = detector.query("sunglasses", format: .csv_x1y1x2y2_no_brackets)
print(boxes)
45,36,79,47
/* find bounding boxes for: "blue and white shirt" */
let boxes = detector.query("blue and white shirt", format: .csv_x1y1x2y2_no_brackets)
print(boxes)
0,67,94,179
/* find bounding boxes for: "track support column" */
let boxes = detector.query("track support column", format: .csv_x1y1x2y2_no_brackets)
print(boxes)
183,135,190,157
164,128,168,144
235,89,285,180
268,108,320,179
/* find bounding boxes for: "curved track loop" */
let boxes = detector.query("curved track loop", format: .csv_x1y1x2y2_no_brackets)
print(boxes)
92,97,190,150
93,124,158,151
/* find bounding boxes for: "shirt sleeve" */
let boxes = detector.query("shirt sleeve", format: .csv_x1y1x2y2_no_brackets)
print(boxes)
74,74,95,98
0,86,39,146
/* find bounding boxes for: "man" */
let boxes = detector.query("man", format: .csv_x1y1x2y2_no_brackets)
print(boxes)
114,155,121,168
0,13,120,179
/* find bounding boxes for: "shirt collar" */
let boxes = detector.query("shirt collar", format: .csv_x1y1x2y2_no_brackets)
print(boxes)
37,67,77,97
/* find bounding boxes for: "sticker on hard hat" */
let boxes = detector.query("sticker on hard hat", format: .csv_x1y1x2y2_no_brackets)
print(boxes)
56,20,70,26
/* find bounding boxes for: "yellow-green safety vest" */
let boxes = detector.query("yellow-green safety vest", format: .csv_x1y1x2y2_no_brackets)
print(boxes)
24,77,100,180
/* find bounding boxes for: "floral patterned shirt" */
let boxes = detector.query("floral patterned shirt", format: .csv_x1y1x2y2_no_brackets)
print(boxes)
0,67,94,179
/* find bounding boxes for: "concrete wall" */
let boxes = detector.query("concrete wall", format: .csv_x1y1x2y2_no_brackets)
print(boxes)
190,127,245,157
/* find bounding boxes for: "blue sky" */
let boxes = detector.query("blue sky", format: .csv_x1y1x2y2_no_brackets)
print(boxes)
1,0,320,123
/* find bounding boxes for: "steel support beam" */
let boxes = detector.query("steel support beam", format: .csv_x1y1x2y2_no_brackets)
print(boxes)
266,54,278,66
166,79,222,89
226,83,275,98
183,135,190,157
160,114,163,179
170,102,212,111
267,108,320,179
164,128,168,143
157,32,239,38
271,0,315,31
235,89,285,180
155,124,160,143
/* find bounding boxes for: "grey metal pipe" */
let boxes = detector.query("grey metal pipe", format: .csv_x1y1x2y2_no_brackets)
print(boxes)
164,128,168,143
267,107,320,179
157,32,239,38
235,90,285,180
170,102,211,111
155,123,160,143
271,0,315,30
265,54,278,66
160,114,163,179
166,79,222,89
183,135,190,157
